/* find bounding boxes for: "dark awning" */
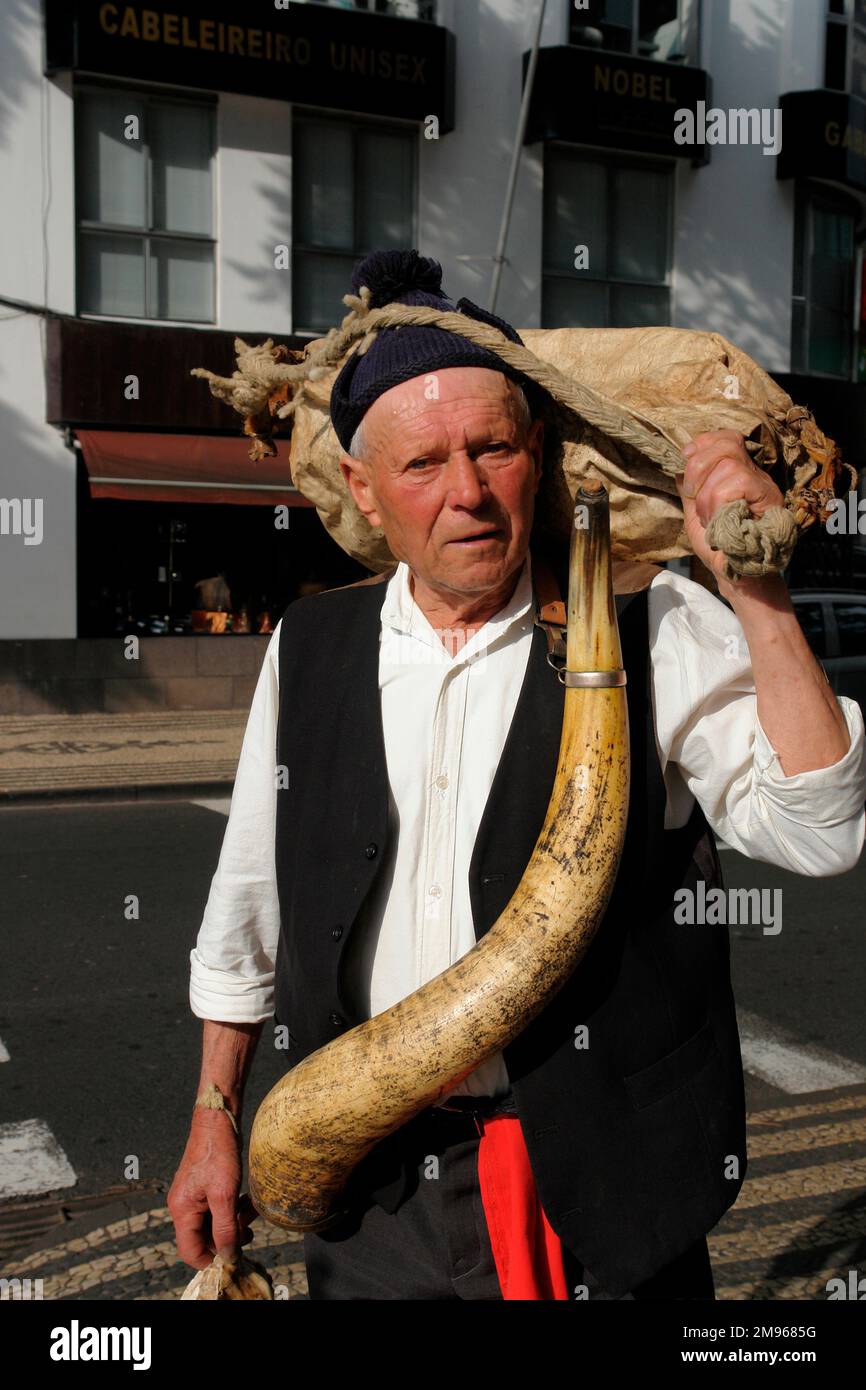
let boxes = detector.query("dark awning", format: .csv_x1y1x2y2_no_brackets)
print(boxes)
76,431,313,507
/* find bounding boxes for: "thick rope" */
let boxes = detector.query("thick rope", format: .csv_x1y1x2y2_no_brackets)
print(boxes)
193,288,805,579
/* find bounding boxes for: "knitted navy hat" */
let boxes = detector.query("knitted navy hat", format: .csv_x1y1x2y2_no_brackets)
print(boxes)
330,249,543,453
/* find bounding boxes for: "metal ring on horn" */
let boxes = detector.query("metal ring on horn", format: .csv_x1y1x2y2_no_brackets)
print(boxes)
558,668,627,687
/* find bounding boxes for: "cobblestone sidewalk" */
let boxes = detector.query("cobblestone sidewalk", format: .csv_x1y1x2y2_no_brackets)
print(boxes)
4,1086,865,1301
0,711,246,798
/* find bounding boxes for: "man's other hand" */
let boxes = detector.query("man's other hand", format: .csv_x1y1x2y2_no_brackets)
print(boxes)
168,1108,258,1270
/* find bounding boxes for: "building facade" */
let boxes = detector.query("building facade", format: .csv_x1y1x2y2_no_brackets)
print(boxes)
1,0,865,683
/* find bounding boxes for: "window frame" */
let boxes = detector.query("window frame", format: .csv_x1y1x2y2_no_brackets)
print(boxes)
74,78,217,326
541,141,675,329
567,0,696,64
291,107,419,337
791,179,860,381
296,0,437,20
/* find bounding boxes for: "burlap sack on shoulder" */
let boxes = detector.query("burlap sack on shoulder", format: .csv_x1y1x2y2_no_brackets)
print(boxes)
193,309,852,577
286,323,837,572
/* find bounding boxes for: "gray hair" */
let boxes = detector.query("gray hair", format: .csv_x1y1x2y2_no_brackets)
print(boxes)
347,381,533,463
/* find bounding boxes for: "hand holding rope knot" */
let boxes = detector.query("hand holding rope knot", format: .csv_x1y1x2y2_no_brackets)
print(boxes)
675,429,788,592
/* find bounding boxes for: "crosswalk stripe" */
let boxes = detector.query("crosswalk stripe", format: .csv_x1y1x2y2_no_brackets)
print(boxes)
0,1037,9,1063
189,797,232,817
737,1009,866,1093
0,1120,76,1201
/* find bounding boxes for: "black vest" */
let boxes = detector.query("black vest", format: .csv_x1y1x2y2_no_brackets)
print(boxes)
272,557,747,1297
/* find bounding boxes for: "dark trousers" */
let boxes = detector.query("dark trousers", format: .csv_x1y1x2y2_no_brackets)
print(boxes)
302,1104,716,1301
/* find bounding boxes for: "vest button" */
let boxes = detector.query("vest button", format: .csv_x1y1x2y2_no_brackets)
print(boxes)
331,925,343,941
329,1012,344,1027
365,842,378,859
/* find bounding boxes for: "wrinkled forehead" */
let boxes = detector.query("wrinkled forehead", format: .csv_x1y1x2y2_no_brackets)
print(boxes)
364,366,525,436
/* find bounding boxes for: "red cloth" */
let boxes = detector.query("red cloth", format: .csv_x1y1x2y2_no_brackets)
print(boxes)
476,1115,569,1300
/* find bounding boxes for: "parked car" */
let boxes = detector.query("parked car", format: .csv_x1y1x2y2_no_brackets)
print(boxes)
790,590,866,718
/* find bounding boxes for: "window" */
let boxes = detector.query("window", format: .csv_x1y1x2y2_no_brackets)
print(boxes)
75,87,215,322
542,146,673,328
825,0,866,99
568,0,699,64
295,1,436,19
292,116,416,333
791,185,858,378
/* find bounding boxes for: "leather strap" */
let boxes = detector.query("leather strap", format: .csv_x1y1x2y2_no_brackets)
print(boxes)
531,550,567,664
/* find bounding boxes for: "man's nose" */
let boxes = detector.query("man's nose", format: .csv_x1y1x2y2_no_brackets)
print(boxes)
443,453,486,507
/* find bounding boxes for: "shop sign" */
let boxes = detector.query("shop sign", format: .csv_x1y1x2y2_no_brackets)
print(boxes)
45,0,455,130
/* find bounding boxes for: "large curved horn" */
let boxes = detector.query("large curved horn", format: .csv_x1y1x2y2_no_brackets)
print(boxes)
249,481,630,1231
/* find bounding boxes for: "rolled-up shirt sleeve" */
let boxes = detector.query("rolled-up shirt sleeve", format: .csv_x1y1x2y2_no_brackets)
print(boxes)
649,570,866,876
189,621,282,1022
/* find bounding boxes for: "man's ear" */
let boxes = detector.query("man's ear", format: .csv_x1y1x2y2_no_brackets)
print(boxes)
340,454,383,530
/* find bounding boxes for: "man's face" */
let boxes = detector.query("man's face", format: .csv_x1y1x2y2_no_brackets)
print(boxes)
339,367,543,598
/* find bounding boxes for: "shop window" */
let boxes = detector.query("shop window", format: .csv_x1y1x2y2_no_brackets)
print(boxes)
293,115,417,333
76,495,365,639
75,86,215,322
295,0,436,16
568,0,699,64
825,0,866,100
542,146,672,328
791,185,857,378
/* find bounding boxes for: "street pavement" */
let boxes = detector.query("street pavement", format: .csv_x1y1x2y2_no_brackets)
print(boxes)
1,796,865,1301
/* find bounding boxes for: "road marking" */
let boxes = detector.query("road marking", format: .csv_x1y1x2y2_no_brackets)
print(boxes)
0,1037,9,1063
0,1120,76,1201
189,797,232,817
737,1008,866,1093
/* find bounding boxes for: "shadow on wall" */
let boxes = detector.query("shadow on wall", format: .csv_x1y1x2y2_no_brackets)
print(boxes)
0,0,40,152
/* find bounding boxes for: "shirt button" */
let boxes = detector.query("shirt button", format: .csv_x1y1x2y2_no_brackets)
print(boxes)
329,1012,344,1027
331,925,343,941
365,842,378,859
428,884,442,898
435,774,449,790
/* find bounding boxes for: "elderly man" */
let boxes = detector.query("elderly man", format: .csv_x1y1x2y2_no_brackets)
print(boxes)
169,251,866,1301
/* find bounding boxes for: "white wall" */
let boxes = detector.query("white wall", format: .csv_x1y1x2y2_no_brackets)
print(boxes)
673,0,823,367
0,0,77,640
217,94,294,335
419,0,566,330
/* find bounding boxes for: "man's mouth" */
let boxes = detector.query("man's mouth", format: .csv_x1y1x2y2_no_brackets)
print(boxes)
450,528,503,545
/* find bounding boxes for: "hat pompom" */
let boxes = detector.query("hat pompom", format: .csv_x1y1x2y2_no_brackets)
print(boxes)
350,249,445,308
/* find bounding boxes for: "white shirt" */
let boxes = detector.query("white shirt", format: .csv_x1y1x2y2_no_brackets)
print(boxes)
189,553,866,1100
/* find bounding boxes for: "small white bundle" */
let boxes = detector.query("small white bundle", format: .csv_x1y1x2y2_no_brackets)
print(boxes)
181,1251,274,1301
